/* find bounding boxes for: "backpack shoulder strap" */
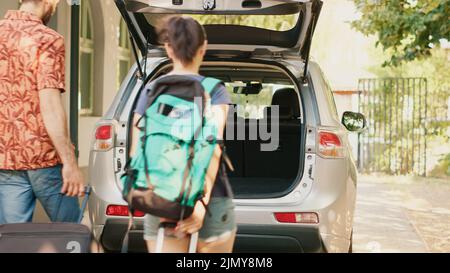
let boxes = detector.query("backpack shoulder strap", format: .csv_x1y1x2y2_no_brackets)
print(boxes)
201,77,223,97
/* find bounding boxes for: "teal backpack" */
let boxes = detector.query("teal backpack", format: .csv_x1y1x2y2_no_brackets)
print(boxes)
121,75,223,221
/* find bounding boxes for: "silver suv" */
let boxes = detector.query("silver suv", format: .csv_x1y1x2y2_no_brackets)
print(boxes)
88,0,366,253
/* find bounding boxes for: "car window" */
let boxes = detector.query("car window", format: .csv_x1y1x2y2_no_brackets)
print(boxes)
319,69,339,119
224,82,296,119
144,14,299,32
190,15,299,31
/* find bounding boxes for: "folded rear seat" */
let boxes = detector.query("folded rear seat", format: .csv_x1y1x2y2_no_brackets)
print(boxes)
244,88,301,179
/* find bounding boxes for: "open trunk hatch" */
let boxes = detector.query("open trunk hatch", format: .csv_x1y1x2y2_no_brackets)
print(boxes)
115,0,322,61
125,61,306,199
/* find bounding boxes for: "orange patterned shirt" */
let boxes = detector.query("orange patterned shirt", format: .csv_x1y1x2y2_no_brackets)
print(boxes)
0,11,65,170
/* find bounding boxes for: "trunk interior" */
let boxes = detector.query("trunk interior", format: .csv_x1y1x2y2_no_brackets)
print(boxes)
132,62,304,199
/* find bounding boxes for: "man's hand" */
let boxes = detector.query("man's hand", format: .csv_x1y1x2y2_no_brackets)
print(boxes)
61,164,85,197
175,201,207,234
39,89,85,197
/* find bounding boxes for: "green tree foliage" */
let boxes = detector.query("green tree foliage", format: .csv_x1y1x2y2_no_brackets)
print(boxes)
369,48,450,131
351,0,450,66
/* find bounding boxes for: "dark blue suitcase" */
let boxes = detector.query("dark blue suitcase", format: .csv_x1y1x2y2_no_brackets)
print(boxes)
0,186,92,253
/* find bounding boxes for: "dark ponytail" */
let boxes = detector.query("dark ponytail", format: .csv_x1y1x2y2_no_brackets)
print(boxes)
157,16,206,65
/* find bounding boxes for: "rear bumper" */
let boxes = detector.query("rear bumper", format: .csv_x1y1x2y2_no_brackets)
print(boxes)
234,224,325,253
100,219,325,253
101,219,146,253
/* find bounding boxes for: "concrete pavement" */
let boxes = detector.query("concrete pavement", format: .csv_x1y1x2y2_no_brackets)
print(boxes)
353,179,428,252
353,175,450,253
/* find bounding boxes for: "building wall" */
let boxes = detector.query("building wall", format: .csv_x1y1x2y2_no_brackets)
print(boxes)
311,0,380,93
0,1,124,173
310,0,383,124
0,1,19,17
78,1,122,169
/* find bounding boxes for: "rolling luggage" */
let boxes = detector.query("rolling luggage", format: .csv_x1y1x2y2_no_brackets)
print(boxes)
155,222,198,253
0,186,92,253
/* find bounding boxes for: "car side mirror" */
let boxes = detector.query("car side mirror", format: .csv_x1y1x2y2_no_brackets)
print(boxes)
341,111,367,133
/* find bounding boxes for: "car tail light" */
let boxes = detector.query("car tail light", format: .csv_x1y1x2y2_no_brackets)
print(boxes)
106,205,145,217
274,212,319,224
94,124,113,151
318,131,345,158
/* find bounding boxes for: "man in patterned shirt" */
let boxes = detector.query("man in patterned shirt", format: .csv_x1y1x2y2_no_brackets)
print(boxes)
0,0,84,224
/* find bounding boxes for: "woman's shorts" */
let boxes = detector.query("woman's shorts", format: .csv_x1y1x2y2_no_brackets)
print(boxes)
143,197,236,243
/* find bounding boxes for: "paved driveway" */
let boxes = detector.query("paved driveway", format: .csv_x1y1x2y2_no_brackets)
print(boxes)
353,175,450,253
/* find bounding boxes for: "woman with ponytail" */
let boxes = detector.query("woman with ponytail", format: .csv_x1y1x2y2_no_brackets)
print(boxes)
131,16,236,253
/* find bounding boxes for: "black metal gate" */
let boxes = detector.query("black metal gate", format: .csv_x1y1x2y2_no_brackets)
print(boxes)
357,78,429,176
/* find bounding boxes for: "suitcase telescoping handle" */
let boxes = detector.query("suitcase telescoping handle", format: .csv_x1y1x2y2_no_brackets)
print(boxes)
55,185,91,224
155,222,199,253
77,186,92,223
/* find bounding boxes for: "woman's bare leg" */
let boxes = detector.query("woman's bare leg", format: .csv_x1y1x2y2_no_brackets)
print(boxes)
146,231,236,253
197,230,236,253
146,236,190,253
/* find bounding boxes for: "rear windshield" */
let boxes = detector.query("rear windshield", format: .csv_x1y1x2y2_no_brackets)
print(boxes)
144,14,299,31
225,81,296,119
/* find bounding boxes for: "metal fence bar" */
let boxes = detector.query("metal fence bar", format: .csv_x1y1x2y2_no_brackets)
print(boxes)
424,79,428,176
400,78,405,174
383,79,387,172
406,78,410,173
395,78,399,174
357,77,429,176
412,78,416,174
376,79,380,171
357,80,364,172
388,79,392,173
418,78,422,175
372,79,375,171
367,79,370,172
370,79,375,172
366,79,371,172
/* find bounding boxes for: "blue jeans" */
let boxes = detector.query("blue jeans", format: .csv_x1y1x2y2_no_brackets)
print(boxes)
0,165,80,224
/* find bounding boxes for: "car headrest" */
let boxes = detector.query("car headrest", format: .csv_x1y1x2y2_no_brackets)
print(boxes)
269,88,300,119
263,106,287,121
